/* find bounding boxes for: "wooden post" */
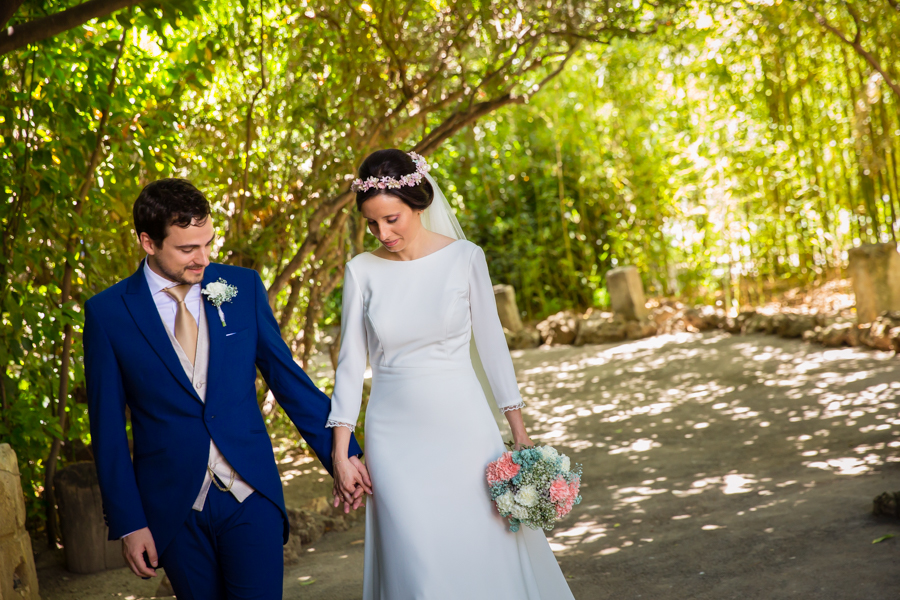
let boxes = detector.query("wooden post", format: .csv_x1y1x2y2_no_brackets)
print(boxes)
54,461,125,574
606,266,649,321
493,284,523,333
848,242,900,324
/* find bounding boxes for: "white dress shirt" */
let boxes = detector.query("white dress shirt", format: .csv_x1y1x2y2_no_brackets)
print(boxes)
143,260,203,333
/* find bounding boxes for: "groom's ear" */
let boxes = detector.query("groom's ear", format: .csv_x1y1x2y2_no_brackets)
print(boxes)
139,231,160,256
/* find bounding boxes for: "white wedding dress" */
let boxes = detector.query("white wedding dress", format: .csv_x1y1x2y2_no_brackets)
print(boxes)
327,239,576,600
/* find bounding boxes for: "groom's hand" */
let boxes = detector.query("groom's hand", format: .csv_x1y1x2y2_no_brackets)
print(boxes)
332,455,373,513
123,527,158,578
349,455,373,499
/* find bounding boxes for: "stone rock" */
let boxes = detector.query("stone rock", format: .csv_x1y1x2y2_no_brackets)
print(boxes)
0,446,24,539
743,313,775,334
819,322,854,347
860,312,900,350
891,328,900,352
574,312,626,346
650,305,678,329
536,310,580,346
802,328,820,343
284,496,364,565
493,285,523,333
624,319,658,340
156,575,175,597
0,444,40,600
683,306,724,331
848,243,900,324
606,266,649,321
504,327,541,350
777,314,818,339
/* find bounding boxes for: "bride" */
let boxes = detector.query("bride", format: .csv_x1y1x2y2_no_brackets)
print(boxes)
326,149,576,599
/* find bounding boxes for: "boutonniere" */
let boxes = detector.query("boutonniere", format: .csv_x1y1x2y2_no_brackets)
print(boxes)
201,278,238,326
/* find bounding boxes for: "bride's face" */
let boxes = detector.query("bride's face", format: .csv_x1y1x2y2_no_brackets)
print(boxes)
361,193,422,252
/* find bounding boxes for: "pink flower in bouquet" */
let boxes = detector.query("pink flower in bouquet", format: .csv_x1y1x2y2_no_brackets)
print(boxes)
548,477,570,503
568,476,581,499
556,497,576,519
551,476,581,519
486,452,521,485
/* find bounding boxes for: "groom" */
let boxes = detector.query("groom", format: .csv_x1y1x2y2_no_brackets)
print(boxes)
84,178,369,599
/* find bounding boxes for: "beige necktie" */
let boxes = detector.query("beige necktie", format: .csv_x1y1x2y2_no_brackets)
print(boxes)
163,284,198,365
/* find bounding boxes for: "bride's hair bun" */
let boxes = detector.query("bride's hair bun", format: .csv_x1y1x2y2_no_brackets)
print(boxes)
354,149,434,211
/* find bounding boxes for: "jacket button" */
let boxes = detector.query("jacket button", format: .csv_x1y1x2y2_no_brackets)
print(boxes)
195,382,203,389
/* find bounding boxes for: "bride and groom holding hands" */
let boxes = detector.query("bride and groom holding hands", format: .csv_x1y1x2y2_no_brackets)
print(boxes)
85,149,577,599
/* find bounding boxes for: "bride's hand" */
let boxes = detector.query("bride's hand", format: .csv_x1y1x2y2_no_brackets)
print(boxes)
332,456,372,513
513,434,534,451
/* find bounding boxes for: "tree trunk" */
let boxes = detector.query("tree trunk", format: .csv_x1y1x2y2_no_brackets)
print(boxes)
0,0,140,56
45,29,127,547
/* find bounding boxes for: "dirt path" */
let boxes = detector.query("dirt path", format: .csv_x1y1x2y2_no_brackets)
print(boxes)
38,332,900,598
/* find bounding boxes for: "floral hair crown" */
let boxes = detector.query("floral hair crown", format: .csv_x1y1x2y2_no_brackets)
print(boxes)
351,152,430,193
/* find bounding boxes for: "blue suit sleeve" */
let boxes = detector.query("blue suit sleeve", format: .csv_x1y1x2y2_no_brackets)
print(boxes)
252,272,362,475
84,299,149,540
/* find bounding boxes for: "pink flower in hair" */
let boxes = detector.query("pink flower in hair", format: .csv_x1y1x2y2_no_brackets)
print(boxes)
486,452,521,485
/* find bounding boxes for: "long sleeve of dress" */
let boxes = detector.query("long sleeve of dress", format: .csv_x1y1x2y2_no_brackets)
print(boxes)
327,264,368,430
468,246,525,412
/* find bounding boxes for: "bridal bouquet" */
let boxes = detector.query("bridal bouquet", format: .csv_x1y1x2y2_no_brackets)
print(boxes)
486,444,582,532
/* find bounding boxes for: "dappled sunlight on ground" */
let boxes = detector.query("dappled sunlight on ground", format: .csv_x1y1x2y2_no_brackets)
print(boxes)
511,332,900,568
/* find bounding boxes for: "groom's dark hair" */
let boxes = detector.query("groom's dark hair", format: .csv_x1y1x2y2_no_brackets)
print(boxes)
133,178,211,246
355,149,434,211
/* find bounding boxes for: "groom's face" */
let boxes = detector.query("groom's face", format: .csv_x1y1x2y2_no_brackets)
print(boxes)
141,217,215,285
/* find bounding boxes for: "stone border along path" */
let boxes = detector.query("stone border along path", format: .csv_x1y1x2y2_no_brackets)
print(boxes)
38,331,900,599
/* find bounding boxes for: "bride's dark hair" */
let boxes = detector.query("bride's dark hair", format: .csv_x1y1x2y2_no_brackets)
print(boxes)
354,149,434,211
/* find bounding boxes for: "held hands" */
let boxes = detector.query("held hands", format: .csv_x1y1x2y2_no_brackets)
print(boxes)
332,455,373,514
122,527,158,579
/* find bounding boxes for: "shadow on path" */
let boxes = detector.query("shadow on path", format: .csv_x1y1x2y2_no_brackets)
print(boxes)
37,332,900,599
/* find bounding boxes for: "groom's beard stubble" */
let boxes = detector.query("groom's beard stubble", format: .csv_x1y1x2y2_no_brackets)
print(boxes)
149,255,206,285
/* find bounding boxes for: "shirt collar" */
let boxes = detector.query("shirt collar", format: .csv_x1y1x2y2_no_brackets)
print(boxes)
143,258,200,297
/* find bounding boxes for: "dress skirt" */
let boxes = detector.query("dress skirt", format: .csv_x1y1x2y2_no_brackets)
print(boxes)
361,363,574,600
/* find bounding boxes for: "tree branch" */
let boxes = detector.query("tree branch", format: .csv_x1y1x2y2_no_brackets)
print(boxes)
1,0,27,30
0,0,141,56
811,3,900,99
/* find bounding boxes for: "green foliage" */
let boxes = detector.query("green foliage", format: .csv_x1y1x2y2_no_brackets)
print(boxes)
3,0,672,536
5,0,898,539
436,0,900,317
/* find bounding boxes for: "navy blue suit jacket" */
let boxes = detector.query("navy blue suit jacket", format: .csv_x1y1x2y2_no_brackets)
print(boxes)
84,261,361,555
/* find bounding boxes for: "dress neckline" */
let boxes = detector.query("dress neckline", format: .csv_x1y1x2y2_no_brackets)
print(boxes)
366,240,461,263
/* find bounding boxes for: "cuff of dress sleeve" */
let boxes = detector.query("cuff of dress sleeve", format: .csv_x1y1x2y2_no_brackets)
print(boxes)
499,401,526,414
326,419,356,432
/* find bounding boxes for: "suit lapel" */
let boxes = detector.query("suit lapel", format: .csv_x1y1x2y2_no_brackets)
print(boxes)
123,261,202,404
201,264,225,405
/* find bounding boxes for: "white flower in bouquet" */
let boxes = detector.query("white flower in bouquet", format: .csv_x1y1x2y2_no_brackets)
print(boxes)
540,446,559,462
514,485,539,507
510,504,529,520
560,456,571,472
496,491,516,515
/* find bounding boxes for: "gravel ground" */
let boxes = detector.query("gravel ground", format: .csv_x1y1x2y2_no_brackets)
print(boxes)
38,331,900,599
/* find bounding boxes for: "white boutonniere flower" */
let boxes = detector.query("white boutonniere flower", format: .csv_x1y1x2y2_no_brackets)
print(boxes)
201,278,238,326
